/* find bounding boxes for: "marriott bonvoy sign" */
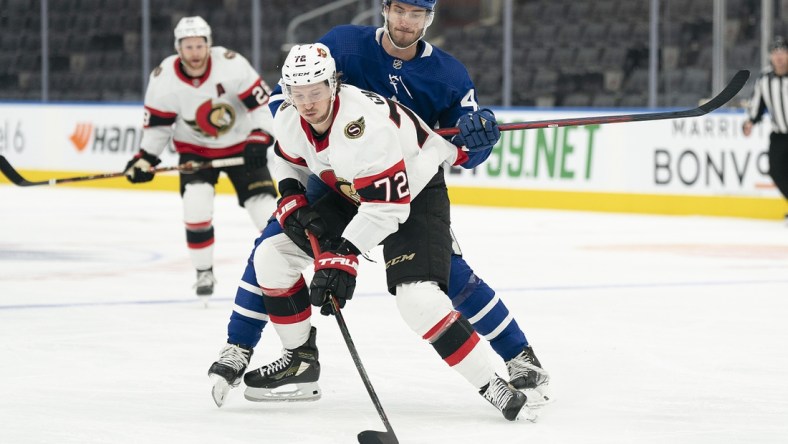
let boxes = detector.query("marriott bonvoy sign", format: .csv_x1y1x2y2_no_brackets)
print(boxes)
0,102,774,198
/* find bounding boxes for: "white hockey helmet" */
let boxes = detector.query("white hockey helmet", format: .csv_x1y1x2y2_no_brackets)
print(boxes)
173,16,212,51
281,43,338,103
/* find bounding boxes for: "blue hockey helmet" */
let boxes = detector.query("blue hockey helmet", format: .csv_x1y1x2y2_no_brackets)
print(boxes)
771,36,788,52
385,0,436,11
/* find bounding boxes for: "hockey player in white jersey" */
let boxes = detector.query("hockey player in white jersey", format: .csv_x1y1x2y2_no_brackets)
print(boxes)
242,43,533,421
123,16,277,298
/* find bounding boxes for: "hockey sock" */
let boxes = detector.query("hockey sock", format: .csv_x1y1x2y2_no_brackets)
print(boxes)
448,254,527,361
261,276,312,349
227,260,269,347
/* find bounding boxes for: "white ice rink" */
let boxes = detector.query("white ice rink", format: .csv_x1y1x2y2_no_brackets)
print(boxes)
1,185,787,444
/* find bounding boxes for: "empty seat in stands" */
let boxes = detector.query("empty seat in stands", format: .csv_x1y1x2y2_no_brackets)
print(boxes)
607,22,631,42
562,92,591,107
531,69,559,95
574,47,602,71
622,68,648,93
591,93,618,108
582,23,607,43
591,0,616,21
566,3,592,20
681,68,710,95
599,46,627,68
525,47,551,67
550,47,576,68
557,25,583,45
661,69,684,92
619,93,647,108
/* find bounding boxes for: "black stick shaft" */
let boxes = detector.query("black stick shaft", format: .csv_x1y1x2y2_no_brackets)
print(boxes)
0,156,243,187
308,233,398,441
435,69,749,136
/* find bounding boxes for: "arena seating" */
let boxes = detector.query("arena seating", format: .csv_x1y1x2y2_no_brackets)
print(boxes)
0,0,781,107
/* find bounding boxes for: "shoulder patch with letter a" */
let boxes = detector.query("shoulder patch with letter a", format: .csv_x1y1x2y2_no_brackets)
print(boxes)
344,116,365,139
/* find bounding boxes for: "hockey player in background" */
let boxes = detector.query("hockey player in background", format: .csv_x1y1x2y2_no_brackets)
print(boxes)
123,16,278,298
743,36,788,222
243,42,531,421
208,0,549,407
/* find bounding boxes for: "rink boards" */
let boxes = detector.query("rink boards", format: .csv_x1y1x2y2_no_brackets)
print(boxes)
1,102,785,219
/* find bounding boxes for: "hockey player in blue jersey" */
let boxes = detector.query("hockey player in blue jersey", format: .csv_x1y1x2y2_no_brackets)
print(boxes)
208,0,549,407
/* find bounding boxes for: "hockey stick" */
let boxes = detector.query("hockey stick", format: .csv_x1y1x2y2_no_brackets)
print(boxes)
308,233,399,444
0,155,244,187
434,69,750,136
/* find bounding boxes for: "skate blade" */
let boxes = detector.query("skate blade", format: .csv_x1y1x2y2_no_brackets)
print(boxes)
523,384,553,409
210,375,232,407
518,405,539,423
244,382,321,402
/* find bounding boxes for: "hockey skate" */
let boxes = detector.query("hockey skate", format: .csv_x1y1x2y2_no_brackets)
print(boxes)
194,268,216,300
480,375,536,421
506,345,552,407
243,326,321,402
208,343,253,407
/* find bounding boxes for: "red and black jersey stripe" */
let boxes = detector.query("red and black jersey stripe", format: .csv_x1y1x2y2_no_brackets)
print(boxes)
274,142,308,168
354,160,410,204
144,106,176,128
239,78,269,110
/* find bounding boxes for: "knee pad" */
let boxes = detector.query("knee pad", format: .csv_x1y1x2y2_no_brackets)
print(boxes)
253,233,312,290
183,182,215,226
396,281,454,337
244,194,277,231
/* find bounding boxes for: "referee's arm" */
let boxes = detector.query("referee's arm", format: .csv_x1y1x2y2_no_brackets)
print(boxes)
743,73,769,136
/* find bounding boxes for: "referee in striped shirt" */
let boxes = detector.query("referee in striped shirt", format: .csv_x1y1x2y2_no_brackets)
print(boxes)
744,36,788,220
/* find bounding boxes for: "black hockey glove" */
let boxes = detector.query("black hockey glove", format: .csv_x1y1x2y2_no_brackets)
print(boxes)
274,178,327,256
454,108,501,152
124,149,161,183
310,239,360,316
243,129,274,171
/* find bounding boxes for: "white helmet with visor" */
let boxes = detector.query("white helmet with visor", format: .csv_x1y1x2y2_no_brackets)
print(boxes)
281,43,337,105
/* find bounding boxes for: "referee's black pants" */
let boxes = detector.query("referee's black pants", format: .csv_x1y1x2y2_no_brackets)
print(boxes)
769,133,788,202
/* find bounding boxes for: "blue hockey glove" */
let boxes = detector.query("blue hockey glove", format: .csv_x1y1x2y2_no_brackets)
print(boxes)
454,108,500,152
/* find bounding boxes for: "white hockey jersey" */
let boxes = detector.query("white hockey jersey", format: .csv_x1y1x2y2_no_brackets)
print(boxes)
273,84,463,253
140,46,274,159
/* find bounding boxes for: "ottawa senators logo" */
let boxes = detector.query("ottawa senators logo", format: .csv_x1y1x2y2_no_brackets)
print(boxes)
185,100,236,137
152,66,163,77
319,170,360,205
224,50,237,59
344,116,365,139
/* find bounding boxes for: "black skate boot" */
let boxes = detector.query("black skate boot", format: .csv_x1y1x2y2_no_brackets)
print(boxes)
480,375,533,421
208,343,253,407
506,345,551,406
194,268,216,297
244,326,321,402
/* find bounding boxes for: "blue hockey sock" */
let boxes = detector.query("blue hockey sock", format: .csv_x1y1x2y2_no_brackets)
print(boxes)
448,254,528,361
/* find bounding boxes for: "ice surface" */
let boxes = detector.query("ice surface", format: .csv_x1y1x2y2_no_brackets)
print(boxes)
1,185,787,444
